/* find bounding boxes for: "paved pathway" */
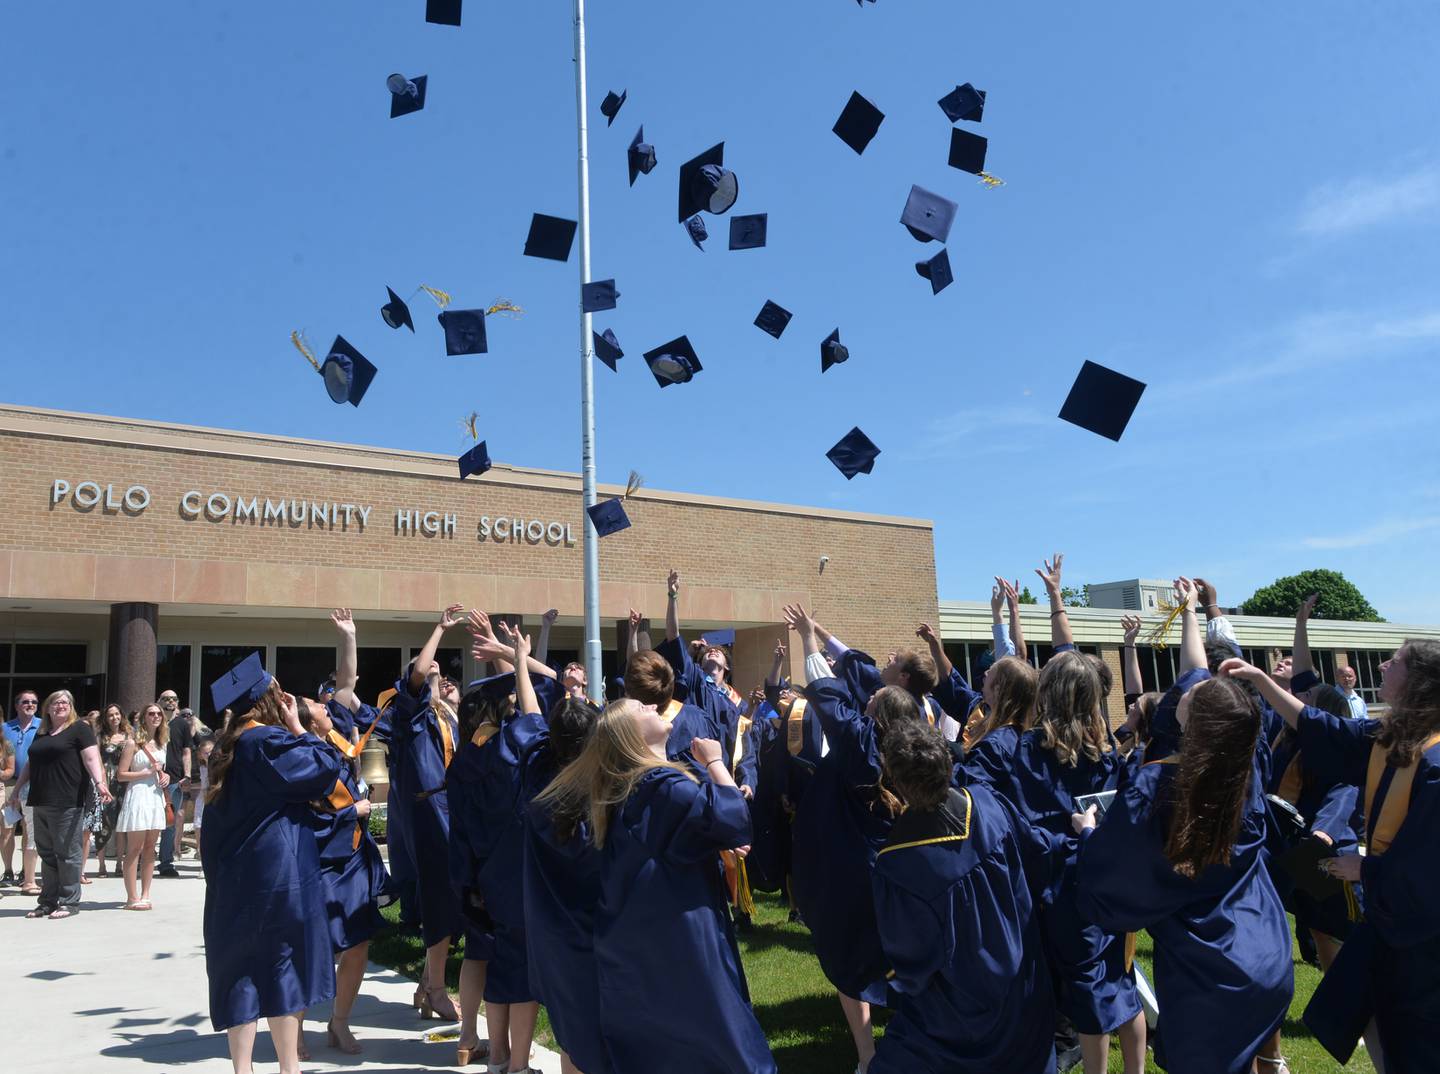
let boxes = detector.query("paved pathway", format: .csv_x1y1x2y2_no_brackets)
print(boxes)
1,859,560,1073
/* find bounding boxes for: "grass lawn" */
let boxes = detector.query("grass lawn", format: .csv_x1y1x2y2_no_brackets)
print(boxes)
371,893,1375,1073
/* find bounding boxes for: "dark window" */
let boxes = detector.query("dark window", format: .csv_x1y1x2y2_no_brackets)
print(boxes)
199,646,268,722
1348,649,1391,704
357,647,403,707
156,645,192,707
1134,646,1179,692
0,646,11,673
15,643,87,675
408,647,465,683
276,647,337,701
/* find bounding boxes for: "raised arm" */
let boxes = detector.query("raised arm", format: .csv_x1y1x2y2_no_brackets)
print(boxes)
411,603,465,692
665,569,680,642
916,622,954,678
1120,615,1144,695
1176,577,1205,675
536,608,557,664
330,608,359,710
1292,592,1319,679
782,603,829,687
1194,576,1241,655
498,622,540,716
1001,577,1028,663
626,608,644,659
1036,553,1073,651
1220,657,1304,728
467,609,513,674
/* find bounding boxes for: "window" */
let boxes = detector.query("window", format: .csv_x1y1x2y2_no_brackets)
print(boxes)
407,647,465,683
356,647,403,707
3,643,101,716
156,645,192,708
1347,649,1390,704
199,646,268,722
1134,645,1180,693
15,643,86,675
276,647,337,701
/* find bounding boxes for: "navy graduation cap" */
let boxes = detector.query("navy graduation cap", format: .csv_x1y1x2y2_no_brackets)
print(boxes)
728,213,767,251
702,629,736,647
948,128,988,175
387,73,427,119
1058,360,1146,442
628,127,657,186
321,337,378,406
821,329,849,373
826,427,880,479
916,248,953,295
582,279,619,313
425,0,462,26
381,287,414,331
754,300,792,339
642,335,702,387
210,651,272,714
938,83,986,123
600,89,627,126
524,213,578,261
587,497,631,538
457,440,492,480
832,91,885,155
678,143,738,222
438,309,488,355
900,184,957,243
593,328,623,372
684,215,708,251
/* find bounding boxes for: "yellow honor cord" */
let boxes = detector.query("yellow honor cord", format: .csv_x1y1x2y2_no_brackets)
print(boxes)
290,330,320,372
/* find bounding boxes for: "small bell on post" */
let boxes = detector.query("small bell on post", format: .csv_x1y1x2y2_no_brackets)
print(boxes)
360,740,390,803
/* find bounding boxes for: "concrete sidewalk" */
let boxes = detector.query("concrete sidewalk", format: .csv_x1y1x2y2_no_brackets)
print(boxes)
1,859,560,1073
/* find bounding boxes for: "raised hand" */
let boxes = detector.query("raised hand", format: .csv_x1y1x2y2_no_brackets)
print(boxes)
1036,553,1065,596
667,569,680,596
997,577,1021,608
497,620,533,665
1217,657,1265,683
330,608,356,636
466,608,495,640
629,607,643,631
916,622,940,646
439,603,466,630
990,584,1004,617
541,608,559,627
691,737,723,767
1173,577,1197,611
781,603,815,635
773,639,787,662
1298,592,1320,621
1195,578,1218,611
471,634,511,665
1121,614,1142,645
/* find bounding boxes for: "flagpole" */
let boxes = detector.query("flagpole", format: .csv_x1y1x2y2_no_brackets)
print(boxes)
573,0,603,703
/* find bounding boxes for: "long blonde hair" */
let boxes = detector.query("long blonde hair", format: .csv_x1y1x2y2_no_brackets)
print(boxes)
39,690,78,734
534,699,694,847
134,704,169,748
206,680,288,804
970,656,1038,745
1035,651,1112,767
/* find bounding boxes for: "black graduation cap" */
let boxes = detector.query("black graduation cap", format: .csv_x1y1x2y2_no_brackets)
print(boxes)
600,90,627,126
210,651,272,714
900,185,957,243
729,213,767,251
524,214,578,261
832,91,885,155
628,126,656,186
827,427,880,479
938,83,986,123
677,143,738,222
587,498,631,538
754,300,792,339
642,335,702,388
582,280,619,313
1058,360,1146,442
425,0,462,26
593,328,623,372
915,249,953,295
381,287,414,331
321,336,378,406
457,440,491,480
387,73,427,119
438,309,488,355
820,329,849,373
702,629,736,647
948,128,988,175
684,215,708,251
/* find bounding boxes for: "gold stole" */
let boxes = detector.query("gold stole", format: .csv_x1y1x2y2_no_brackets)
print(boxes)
658,699,684,725
471,723,499,749
325,706,385,761
1364,732,1440,855
921,696,938,728
783,698,809,757
731,714,753,773
722,682,743,709
1271,729,1304,805
961,703,988,750
242,719,362,850
433,702,456,768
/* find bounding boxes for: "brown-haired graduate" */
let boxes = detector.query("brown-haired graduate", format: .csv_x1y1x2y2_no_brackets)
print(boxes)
1074,579,1292,1074
534,698,775,1073
1223,638,1440,1073
199,653,345,1074
869,718,1060,1073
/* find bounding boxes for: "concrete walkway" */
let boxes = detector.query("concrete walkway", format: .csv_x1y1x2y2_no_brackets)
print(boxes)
1,858,561,1073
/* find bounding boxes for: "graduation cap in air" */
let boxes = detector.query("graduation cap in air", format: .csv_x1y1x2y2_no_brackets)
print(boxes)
457,439,491,480
524,213,578,261
684,215,708,251
593,328,623,372
900,185,957,243
586,470,643,538
938,83,985,123
826,426,880,479
438,309,488,355
948,128,988,175
1058,360,1146,442
729,213,767,251
677,143,738,222
628,126,657,186
643,335,702,387
317,336,378,406
425,0,462,26
387,73,427,118
702,629,736,647
210,651,272,714
581,279,619,313
821,329,849,373
381,287,414,331
754,300,792,339
600,89,627,126
832,91,885,155
916,249,953,295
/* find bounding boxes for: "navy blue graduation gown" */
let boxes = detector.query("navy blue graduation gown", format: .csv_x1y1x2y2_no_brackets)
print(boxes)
1295,708,1440,1072
664,699,721,778
310,736,395,952
1012,729,1138,1034
201,725,344,1030
870,785,1057,1074
963,724,1022,806
387,677,460,947
368,698,418,925
789,677,894,1004
595,767,774,1074
1075,751,1292,1074
834,648,946,730
746,703,793,894
659,635,743,763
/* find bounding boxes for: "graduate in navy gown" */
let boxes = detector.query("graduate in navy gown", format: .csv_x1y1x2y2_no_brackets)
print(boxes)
625,647,720,777
200,654,344,1074
660,570,745,762
1076,664,1293,1074
535,697,775,1074
1225,640,1440,1074
870,719,1059,1073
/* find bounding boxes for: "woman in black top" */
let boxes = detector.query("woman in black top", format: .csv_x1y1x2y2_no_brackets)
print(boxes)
12,690,113,918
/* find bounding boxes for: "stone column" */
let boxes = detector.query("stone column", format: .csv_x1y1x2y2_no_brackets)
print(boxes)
107,603,159,715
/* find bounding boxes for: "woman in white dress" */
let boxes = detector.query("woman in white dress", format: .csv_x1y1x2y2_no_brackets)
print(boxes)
115,704,170,910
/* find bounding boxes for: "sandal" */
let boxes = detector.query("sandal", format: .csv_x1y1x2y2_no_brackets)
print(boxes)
456,1037,489,1065
26,907,51,919
19,885,41,896
47,908,75,919
424,986,459,1022
80,876,92,885
1256,1057,1291,1074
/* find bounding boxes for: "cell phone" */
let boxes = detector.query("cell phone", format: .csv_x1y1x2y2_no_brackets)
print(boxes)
1075,790,1117,818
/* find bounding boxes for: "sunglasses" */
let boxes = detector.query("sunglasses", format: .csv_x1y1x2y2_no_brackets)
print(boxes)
18,699,37,706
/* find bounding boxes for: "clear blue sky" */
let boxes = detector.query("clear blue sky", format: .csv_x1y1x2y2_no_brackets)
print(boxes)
4,2,1440,621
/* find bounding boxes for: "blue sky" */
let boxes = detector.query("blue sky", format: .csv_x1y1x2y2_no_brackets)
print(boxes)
4,2,1440,621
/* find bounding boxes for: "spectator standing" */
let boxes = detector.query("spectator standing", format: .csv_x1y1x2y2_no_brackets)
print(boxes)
93,704,130,878
3,691,43,893
157,701,197,876
1336,665,1368,719
115,704,170,910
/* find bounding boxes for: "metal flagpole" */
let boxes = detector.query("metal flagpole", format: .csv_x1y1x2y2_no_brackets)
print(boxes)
573,0,603,703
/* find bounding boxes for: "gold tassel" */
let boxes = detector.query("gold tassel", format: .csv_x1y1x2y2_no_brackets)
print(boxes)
290,330,321,373
736,855,756,918
459,411,480,441
419,284,452,309
1145,598,1186,651
977,172,1006,188
1344,880,1361,922
486,298,524,318
624,470,644,499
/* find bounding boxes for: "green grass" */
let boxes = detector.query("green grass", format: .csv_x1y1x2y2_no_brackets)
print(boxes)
370,895,1375,1073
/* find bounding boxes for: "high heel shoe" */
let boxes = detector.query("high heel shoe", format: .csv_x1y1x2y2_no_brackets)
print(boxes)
326,1020,362,1055
455,1037,489,1066
425,985,459,1022
414,982,430,1017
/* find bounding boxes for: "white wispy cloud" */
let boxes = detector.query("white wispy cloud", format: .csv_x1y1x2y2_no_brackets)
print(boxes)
1297,165,1440,237
896,407,1050,461
1302,515,1440,551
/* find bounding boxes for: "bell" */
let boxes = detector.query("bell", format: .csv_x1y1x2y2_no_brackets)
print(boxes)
360,740,390,789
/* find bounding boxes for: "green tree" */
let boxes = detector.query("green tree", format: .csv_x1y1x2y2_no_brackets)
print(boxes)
1242,569,1383,622
1060,584,1092,608
1017,585,1039,605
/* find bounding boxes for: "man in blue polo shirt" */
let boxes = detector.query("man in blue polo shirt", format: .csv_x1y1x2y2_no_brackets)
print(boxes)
3,689,41,891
